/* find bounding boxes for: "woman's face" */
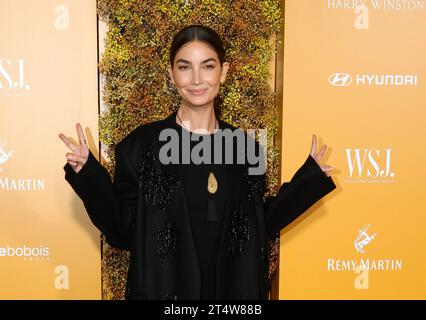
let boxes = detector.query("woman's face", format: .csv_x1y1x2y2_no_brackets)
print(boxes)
168,40,229,109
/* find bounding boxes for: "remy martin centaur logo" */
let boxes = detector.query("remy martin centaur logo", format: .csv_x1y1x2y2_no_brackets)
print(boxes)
327,224,402,290
0,140,14,165
328,224,402,272
354,224,377,254
0,141,45,191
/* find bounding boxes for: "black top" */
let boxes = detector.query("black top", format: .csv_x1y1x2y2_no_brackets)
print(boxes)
170,119,228,299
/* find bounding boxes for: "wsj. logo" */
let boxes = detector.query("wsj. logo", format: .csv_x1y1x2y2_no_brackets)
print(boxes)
0,140,14,165
328,73,352,87
354,224,378,254
329,72,418,87
0,59,30,96
345,148,394,182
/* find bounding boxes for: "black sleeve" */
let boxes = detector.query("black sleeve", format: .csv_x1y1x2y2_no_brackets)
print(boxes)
63,143,138,250
264,154,336,237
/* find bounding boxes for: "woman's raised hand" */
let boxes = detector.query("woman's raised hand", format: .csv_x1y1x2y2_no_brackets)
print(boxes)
310,134,335,177
58,123,89,174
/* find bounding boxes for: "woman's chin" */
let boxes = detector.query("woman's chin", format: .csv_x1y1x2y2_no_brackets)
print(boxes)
184,98,213,107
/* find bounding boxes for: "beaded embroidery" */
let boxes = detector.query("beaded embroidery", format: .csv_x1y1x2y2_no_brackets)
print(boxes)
227,203,251,258
160,293,178,300
260,246,270,287
157,222,179,264
137,144,180,214
244,170,266,204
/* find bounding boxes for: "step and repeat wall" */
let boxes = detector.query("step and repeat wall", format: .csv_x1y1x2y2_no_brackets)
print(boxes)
0,0,101,299
279,0,426,299
1,0,425,300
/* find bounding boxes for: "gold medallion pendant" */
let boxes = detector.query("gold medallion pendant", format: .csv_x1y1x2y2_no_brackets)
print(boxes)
206,171,218,222
207,172,218,194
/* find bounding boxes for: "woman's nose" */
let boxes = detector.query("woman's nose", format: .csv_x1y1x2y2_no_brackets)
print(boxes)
192,68,201,85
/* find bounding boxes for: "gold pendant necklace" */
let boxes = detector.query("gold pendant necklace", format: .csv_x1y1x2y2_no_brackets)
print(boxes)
207,172,218,222
176,109,219,194
207,172,218,194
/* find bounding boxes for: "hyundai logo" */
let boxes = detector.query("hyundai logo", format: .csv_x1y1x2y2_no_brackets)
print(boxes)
328,73,352,87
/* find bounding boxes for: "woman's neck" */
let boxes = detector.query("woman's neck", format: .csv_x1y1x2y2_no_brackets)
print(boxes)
177,104,217,134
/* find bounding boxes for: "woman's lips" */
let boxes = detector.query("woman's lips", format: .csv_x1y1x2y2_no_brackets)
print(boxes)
189,89,207,96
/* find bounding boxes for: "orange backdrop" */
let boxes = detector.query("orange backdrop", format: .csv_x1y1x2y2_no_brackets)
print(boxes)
279,0,426,299
0,0,101,299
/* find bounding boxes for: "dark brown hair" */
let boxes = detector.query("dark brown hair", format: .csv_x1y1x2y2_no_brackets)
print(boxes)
170,24,225,66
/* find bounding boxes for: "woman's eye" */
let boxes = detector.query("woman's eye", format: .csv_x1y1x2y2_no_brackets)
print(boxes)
177,64,215,70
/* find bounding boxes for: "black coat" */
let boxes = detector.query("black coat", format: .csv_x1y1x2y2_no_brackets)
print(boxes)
63,111,337,299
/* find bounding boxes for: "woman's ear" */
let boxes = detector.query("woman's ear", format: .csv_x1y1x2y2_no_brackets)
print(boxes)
220,62,230,83
167,64,175,85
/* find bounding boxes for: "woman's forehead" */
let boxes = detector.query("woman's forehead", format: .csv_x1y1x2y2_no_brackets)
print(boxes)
174,41,219,60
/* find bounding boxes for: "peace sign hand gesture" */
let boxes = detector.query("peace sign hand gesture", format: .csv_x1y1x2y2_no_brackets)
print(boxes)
58,123,89,174
310,134,335,177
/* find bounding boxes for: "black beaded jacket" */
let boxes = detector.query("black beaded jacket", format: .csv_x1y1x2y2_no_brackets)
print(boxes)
63,110,337,300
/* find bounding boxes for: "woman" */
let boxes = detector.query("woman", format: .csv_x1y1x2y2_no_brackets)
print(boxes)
59,25,336,300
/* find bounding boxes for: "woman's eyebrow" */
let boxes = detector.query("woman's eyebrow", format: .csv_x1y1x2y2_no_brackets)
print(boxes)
176,58,218,64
